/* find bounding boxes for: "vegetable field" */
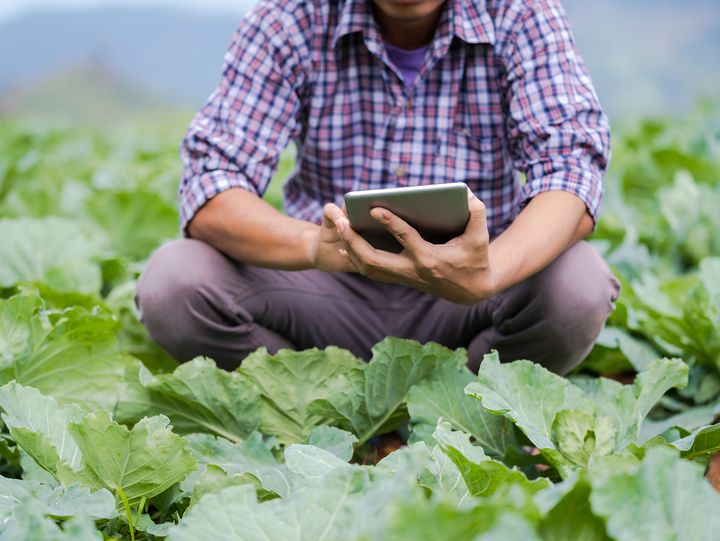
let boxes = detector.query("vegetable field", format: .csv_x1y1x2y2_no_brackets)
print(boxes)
1,103,719,540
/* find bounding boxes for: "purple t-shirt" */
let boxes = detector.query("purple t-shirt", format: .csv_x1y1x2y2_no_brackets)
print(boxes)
384,41,429,87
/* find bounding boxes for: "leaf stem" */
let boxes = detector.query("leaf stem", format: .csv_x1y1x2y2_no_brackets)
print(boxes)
116,485,135,541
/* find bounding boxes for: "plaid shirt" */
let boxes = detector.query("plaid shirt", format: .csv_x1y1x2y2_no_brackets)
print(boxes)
180,0,610,238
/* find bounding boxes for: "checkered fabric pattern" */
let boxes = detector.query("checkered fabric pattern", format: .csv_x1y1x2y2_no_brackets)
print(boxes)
179,0,610,238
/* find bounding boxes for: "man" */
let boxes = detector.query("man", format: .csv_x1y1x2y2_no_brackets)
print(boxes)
136,0,620,374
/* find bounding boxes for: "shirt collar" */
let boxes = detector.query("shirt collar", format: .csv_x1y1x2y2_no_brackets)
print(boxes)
453,0,495,45
332,0,496,50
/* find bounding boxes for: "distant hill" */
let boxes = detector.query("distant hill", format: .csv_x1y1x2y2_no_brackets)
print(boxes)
0,6,240,110
0,63,173,120
0,1,718,119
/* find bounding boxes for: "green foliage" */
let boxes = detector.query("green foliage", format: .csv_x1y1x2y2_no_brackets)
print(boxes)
181,433,290,498
0,477,117,522
590,447,720,540
0,218,102,294
407,362,518,460
238,346,364,444
465,354,720,477
116,358,261,442
0,382,196,506
0,290,134,411
63,412,196,504
1,105,719,538
309,339,466,446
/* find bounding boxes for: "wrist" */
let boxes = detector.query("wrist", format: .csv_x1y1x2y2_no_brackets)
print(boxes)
485,239,524,296
299,226,320,270
480,244,508,298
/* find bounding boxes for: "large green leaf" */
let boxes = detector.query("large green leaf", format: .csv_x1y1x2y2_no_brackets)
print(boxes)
238,346,364,444
0,477,116,522
407,363,518,460
639,399,720,442
115,358,260,442
168,472,365,541
387,472,545,541
669,423,720,459
571,357,688,450
418,443,475,507
307,426,358,462
0,290,134,411
433,422,551,498
172,449,430,541
309,338,463,445
284,444,350,480
590,447,720,541
465,353,589,469
466,354,688,476
0,218,101,294
186,464,268,509
536,477,608,541
0,500,102,540
63,412,196,504
417,423,483,507
473,514,543,541
384,500,513,541
182,433,291,498
2,383,196,506
0,382,84,478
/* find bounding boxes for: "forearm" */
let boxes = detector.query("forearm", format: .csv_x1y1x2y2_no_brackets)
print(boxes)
187,188,318,270
489,191,594,293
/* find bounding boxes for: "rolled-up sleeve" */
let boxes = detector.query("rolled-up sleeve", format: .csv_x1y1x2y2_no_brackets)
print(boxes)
179,3,304,233
502,0,611,226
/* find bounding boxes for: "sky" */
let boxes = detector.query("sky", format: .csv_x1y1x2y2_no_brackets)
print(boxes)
0,0,253,20
1,0,717,117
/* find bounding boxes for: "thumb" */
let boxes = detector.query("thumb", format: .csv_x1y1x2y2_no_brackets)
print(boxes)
322,202,345,229
465,191,489,239
466,190,487,231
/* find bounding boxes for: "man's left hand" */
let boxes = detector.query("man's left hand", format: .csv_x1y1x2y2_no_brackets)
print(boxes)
324,191,498,305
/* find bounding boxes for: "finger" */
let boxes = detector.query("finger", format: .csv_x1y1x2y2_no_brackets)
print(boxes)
464,192,490,244
339,222,414,278
369,207,427,254
338,248,361,273
341,236,425,288
340,247,364,274
322,202,345,229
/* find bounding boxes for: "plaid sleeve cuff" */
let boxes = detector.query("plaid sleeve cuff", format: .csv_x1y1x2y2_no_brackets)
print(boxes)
179,170,260,236
518,158,604,228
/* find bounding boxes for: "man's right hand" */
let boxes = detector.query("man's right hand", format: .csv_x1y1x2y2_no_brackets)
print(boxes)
188,188,358,273
311,203,359,273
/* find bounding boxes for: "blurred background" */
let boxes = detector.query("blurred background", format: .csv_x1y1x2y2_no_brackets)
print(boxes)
1,0,718,122
0,0,719,412
2,0,720,511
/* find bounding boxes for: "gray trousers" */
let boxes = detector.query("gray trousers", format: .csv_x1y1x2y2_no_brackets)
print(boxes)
136,239,620,375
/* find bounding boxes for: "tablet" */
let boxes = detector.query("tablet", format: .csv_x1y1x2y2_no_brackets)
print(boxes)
344,183,470,253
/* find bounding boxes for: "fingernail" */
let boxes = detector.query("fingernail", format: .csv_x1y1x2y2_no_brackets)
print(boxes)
374,209,389,221
338,248,348,256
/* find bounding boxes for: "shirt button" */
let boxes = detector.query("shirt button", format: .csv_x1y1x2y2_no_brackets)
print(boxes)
405,99,412,110
395,166,406,178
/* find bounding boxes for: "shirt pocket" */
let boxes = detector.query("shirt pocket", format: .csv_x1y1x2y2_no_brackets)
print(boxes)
434,129,505,184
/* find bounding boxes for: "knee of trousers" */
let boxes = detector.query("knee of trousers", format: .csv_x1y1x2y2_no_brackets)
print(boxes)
135,239,243,360
522,242,621,373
